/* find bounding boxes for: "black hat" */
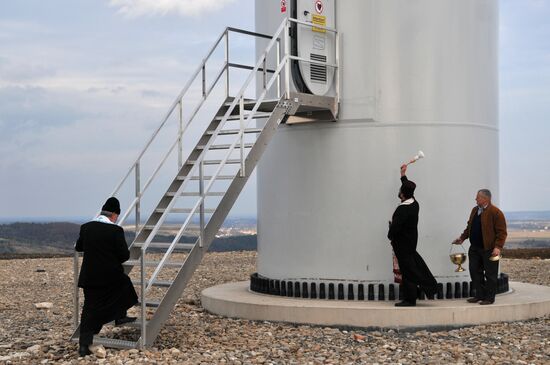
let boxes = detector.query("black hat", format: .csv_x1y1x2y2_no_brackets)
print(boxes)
400,180,416,199
102,197,121,215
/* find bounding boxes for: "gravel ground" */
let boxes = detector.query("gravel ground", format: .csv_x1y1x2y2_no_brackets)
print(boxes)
0,254,548,364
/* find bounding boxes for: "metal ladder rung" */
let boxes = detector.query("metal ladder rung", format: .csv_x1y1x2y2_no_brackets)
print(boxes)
224,98,279,107
166,191,225,197
133,242,195,250
214,113,271,121
142,224,200,230
138,300,161,308
207,128,263,136
154,208,216,214
187,159,241,165
123,260,185,268
71,336,138,349
177,175,235,181
123,321,145,329
132,279,173,287
197,143,254,150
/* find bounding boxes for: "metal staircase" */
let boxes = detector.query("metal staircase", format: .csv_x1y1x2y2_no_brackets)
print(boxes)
72,17,339,349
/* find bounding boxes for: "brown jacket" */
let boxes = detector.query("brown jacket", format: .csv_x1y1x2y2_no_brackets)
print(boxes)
460,204,507,250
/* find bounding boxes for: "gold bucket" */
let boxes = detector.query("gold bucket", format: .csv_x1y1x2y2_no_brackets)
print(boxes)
449,244,467,272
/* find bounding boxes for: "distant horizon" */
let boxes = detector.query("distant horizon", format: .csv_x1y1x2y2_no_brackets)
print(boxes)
1,210,550,224
0,214,258,224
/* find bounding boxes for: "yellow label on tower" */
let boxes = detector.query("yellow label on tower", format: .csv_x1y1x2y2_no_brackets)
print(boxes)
312,14,326,33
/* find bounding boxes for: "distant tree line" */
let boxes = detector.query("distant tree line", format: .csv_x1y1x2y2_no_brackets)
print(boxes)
0,222,257,256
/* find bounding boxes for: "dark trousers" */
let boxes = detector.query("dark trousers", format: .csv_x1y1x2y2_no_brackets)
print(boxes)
401,276,417,304
79,308,103,346
468,245,499,301
79,287,129,346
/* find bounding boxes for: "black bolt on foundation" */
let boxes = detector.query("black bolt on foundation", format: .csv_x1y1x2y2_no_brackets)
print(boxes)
388,284,395,301
437,283,444,299
310,283,317,299
338,284,345,300
358,284,365,300
446,283,453,299
378,284,385,301
348,284,354,300
328,283,335,300
368,284,375,301
462,282,469,298
454,282,461,299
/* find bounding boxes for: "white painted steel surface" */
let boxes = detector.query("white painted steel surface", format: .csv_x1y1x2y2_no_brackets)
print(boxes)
256,0,499,288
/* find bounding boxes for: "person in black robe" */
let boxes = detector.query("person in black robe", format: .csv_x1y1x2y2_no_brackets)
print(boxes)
388,165,437,306
75,197,138,356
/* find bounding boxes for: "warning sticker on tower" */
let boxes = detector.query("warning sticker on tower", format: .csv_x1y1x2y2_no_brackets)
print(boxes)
281,0,286,13
312,14,326,33
315,0,324,14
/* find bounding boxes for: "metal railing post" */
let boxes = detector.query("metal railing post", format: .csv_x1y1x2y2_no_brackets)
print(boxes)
335,31,341,109
225,30,230,99
140,250,146,348
262,55,267,90
284,20,291,98
199,161,205,248
202,64,206,97
239,96,245,177
73,251,80,329
178,100,183,169
276,39,281,98
135,162,140,233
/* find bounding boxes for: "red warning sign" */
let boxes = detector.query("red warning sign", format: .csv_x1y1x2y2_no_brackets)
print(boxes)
281,0,287,13
315,0,323,14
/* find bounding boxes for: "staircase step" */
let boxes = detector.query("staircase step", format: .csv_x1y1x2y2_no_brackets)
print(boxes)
166,191,225,197
207,128,263,136
133,242,195,250
132,279,173,287
177,175,235,181
214,113,271,121
154,208,216,214
71,336,138,349
187,159,242,165
142,224,199,230
123,260,185,268
196,143,254,150
224,98,279,109
138,300,161,308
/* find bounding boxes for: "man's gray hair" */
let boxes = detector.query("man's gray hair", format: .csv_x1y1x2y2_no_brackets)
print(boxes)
100,210,115,217
478,189,492,199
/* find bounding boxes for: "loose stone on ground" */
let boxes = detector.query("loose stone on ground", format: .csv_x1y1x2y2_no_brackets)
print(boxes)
0,253,548,364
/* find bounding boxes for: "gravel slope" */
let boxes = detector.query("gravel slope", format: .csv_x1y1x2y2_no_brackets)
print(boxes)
0,254,548,364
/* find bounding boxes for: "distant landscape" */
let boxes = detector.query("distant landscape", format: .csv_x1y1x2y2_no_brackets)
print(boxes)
0,212,549,258
0,216,257,257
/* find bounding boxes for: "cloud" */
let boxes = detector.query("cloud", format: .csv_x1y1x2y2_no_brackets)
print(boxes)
109,0,237,18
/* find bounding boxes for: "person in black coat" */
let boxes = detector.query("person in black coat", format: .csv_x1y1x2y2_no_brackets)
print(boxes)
388,165,437,306
75,197,138,356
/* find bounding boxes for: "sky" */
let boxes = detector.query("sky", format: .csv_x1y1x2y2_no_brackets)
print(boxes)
0,0,549,220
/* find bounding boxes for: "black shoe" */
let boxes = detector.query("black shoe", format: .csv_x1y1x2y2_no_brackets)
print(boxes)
78,344,91,357
115,316,137,325
479,299,494,305
395,301,416,307
467,297,483,303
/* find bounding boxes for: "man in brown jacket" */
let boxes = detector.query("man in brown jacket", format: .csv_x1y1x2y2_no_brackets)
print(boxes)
453,189,507,305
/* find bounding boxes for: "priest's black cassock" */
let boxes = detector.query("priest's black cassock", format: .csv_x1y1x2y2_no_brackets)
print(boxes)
76,218,138,346
388,175,437,304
